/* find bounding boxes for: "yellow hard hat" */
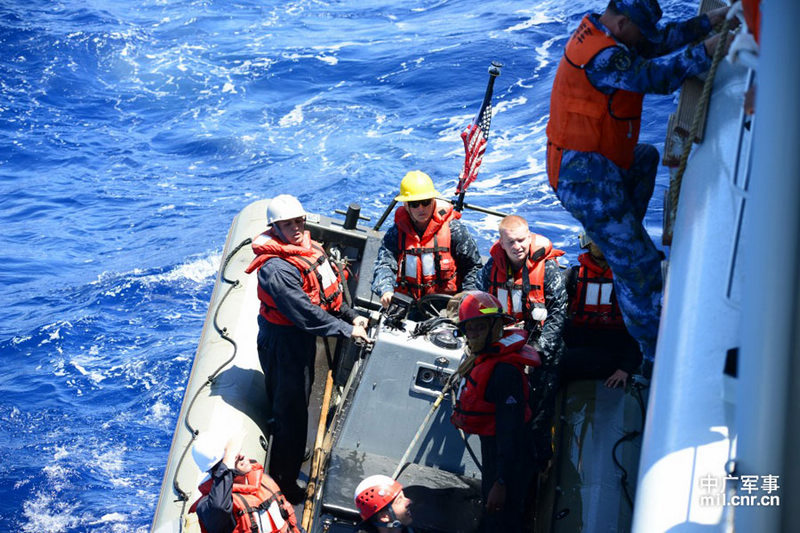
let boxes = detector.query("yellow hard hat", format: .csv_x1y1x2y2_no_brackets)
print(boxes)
395,170,440,202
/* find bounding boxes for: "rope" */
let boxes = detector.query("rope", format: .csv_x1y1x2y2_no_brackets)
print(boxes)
666,16,735,243
448,390,483,472
169,237,252,512
611,381,648,509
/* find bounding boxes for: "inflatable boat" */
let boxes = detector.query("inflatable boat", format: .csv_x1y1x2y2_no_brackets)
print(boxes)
153,2,798,532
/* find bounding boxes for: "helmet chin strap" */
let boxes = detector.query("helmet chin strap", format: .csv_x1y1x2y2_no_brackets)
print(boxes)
371,504,403,529
272,225,286,243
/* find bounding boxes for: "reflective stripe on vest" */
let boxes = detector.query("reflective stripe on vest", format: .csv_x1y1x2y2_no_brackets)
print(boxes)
189,463,301,533
451,331,538,436
395,202,460,299
568,252,625,329
487,233,564,324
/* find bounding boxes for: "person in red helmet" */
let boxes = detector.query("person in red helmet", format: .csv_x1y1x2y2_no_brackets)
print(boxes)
450,291,540,533
353,475,414,533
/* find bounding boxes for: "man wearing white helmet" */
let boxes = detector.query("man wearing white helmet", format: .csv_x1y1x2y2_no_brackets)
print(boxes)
353,475,413,533
188,432,302,533
372,170,482,308
245,194,369,504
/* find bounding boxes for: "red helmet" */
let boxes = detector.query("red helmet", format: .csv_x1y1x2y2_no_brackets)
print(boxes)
354,475,402,520
458,291,507,323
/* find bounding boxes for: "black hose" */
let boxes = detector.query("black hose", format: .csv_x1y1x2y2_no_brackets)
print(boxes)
611,380,649,509
170,237,252,505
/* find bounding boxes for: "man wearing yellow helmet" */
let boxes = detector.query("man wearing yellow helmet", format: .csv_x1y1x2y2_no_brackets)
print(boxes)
371,171,482,307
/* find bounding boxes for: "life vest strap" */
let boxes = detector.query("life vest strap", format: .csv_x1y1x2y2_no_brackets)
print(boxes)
404,245,451,255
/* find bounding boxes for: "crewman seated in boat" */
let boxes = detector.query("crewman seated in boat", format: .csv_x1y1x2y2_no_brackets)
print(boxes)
545,0,732,367
245,194,369,504
189,431,303,533
477,215,567,469
354,475,414,533
561,233,642,388
371,170,482,309
451,291,540,533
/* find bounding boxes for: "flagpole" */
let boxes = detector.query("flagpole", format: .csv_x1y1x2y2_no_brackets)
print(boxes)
455,61,502,212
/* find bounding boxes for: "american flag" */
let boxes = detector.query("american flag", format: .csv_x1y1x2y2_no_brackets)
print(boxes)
456,63,499,196
456,101,492,195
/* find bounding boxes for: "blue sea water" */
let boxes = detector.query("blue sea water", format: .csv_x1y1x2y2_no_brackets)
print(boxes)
0,0,698,530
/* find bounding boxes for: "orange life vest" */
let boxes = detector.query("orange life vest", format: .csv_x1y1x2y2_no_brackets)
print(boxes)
568,252,625,329
245,229,343,326
546,15,644,188
742,0,761,44
189,462,302,533
451,330,540,436
395,202,460,299
486,234,564,325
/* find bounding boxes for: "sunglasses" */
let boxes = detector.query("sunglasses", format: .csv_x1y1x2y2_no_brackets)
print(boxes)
407,199,433,208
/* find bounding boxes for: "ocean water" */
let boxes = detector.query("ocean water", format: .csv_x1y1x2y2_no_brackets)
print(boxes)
0,0,698,530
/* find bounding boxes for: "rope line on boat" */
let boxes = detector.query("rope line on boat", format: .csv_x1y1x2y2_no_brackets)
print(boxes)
448,391,483,472
666,15,735,243
611,381,648,509
170,237,253,519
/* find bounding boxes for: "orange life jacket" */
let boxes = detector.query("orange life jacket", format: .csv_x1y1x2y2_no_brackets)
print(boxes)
245,229,343,326
546,15,644,188
568,252,625,329
742,0,761,44
189,462,302,533
395,202,460,299
451,330,540,436
486,234,564,325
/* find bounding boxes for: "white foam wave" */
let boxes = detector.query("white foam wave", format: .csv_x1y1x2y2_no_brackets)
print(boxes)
70,354,107,385
311,41,362,52
98,513,126,523
145,254,221,285
43,464,73,492
148,398,172,424
316,55,338,65
21,493,79,533
37,321,72,347
503,10,559,33
279,104,305,127
94,446,132,488
534,36,562,72
11,334,32,345
495,96,528,115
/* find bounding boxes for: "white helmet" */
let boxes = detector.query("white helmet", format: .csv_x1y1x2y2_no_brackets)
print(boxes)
266,194,307,226
192,432,226,472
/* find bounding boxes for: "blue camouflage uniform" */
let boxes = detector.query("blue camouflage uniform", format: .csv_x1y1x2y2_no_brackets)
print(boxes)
549,9,715,361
